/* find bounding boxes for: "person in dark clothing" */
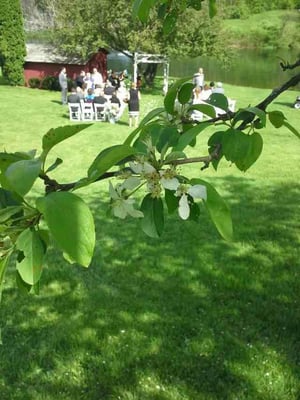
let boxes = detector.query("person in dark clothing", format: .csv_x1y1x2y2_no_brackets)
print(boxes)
75,70,86,88
104,81,115,96
107,90,121,124
128,82,141,128
93,89,107,105
67,87,81,103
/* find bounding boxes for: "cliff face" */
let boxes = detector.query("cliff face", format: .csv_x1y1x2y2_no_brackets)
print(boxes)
21,0,53,31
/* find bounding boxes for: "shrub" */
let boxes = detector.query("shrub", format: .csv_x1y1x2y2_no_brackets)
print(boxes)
40,75,60,91
28,77,41,88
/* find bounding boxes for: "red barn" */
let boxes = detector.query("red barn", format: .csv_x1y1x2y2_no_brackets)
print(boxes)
24,43,109,85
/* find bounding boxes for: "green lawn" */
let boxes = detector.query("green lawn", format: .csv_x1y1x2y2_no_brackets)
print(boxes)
0,84,299,400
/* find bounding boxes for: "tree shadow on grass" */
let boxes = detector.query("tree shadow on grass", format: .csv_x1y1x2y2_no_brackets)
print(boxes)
0,178,299,399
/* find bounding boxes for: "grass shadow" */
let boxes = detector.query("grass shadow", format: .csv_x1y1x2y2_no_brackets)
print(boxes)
0,177,299,399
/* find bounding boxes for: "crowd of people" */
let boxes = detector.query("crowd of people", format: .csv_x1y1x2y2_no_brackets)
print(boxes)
189,67,235,121
58,65,234,126
59,67,141,127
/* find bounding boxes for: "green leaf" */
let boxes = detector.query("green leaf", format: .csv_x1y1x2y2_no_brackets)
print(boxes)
132,0,158,22
0,252,11,302
268,110,286,128
175,122,210,151
87,145,137,182
164,77,192,115
140,194,164,238
165,151,186,162
178,82,194,105
36,192,95,267
0,188,22,208
189,202,200,221
208,130,225,170
5,158,42,196
0,152,32,172
138,123,164,148
233,107,266,128
188,103,216,118
165,189,179,214
282,120,300,139
41,124,92,160
235,132,263,171
123,106,165,147
0,205,23,223
163,11,178,35
208,0,217,17
222,128,249,163
16,228,45,285
45,158,63,173
206,93,228,111
156,126,180,153
191,179,233,241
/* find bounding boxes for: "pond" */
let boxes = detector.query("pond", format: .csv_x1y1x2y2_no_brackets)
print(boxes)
107,48,299,89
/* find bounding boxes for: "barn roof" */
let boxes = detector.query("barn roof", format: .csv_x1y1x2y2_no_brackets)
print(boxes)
25,43,103,64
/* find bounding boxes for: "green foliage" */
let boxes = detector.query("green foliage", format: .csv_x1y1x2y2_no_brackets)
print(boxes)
0,0,299,344
40,75,60,91
36,192,95,267
28,77,41,88
0,74,297,300
0,0,26,85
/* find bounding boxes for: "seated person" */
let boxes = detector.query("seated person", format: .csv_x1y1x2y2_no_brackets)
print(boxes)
93,89,107,105
104,81,115,96
110,91,121,108
212,82,225,94
67,87,81,103
201,83,212,100
85,88,95,103
108,71,119,87
76,86,85,100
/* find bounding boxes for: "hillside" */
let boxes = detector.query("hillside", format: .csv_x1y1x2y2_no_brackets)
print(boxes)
223,10,300,50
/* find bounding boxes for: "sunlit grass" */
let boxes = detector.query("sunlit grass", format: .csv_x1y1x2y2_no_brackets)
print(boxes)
0,83,299,399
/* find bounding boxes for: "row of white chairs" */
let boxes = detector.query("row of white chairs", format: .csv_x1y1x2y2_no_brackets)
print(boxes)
68,101,121,122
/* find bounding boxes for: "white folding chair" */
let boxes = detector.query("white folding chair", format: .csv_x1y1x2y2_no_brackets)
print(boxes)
94,103,107,121
68,103,81,121
81,101,94,121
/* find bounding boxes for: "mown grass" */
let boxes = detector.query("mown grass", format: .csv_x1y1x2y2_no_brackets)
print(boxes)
0,83,299,400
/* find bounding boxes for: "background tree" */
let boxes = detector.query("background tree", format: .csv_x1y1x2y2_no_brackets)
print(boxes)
0,0,26,85
37,0,230,85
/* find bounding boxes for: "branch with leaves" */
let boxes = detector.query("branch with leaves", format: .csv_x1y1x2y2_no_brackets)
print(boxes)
0,68,299,304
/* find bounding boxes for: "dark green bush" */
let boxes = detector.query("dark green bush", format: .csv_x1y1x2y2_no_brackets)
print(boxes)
40,75,60,91
28,77,41,88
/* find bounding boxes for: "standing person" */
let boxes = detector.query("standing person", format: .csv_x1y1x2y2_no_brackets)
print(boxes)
58,67,68,105
75,70,86,88
92,67,103,87
128,82,141,128
193,67,204,88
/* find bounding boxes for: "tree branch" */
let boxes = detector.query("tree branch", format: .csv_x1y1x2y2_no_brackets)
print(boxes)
280,58,300,71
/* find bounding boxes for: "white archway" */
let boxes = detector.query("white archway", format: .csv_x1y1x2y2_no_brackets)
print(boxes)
133,52,169,94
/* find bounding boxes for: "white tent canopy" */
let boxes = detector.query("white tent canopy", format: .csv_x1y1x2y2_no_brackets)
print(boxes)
133,52,169,94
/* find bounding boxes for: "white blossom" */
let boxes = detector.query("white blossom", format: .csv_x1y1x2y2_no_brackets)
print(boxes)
109,182,143,219
177,184,207,220
129,161,156,175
